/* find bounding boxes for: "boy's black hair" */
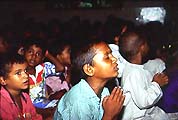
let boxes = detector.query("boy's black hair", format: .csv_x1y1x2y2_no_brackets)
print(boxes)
0,52,26,79
48,39,70,56
71,38,104,85
23,37,47,56
119,31,147,62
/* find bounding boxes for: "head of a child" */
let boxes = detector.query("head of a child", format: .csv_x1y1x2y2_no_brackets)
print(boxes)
119,31,149,63
0,53,29,91
24,37,47,68
49,40,71,66
0,33,9,54
72,40,118,83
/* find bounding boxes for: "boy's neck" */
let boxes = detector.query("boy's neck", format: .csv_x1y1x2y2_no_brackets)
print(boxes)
87,77,107,98
131,53,142,64
5,87,21,97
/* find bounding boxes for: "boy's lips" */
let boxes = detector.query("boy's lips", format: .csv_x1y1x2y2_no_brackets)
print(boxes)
23,80,29,85
113,64,119,71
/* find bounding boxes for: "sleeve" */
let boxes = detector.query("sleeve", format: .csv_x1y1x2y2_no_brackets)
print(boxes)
0,96,14,119
44,62,56,77
123,70,162,109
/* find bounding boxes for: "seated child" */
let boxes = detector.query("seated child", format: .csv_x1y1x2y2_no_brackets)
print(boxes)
0,32,9,54
119,31,178,120
0,53,42,119
45,40,72,100
23,37,64,119
54,40,125,120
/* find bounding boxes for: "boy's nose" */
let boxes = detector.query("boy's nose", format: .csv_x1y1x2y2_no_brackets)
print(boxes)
23,71,29,78
31,53,36,59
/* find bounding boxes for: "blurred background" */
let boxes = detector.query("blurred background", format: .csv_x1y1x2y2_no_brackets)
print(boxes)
0,1,177,48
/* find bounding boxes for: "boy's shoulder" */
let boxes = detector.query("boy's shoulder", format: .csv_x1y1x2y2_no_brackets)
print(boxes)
61,79,94,102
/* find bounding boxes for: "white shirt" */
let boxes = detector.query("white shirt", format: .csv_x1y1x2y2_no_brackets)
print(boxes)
109,44,128,78
144,58,166,76
121,62,165,120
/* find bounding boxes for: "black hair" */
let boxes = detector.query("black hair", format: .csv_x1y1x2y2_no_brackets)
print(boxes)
48,39,71,57
119,31,147,62
23,37,47,56
0,53,27,104
71,39,104,85
0,53,26,79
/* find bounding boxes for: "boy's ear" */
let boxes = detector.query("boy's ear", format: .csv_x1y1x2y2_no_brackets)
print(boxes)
0,77,7,86
140,44,146,54
83,64,94,76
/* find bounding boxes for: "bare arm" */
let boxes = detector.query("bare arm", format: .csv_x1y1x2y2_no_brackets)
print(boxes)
45,50,64,72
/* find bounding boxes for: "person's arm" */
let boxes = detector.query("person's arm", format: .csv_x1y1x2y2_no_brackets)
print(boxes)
153,73,168,87
102,87,125,120
45,50,64,72
123,70,163,109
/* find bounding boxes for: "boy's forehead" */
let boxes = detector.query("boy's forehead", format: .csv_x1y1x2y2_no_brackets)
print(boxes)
9,62,27,72
93,42,110,54
29,45,43,51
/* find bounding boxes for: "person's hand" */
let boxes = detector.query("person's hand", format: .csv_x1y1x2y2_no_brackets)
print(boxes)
153,73,169,87
102,87,125,120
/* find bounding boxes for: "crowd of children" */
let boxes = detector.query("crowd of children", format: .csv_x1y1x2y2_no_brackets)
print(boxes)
0,15,178,120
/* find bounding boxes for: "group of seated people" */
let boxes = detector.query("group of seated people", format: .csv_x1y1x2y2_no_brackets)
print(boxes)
0,20,178,120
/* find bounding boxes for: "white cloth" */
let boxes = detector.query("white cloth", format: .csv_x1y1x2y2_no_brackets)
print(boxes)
121,62,169,120
109,44,128,78
144,58,166,76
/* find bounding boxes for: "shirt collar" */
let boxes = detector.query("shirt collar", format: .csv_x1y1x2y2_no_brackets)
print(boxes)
79,79,109,101
126,62,144,69
0,86,27,104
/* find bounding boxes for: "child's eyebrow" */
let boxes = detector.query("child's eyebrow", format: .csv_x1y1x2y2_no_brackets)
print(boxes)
14,69,22,72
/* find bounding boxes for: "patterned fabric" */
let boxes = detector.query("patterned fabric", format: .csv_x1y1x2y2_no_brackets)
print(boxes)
46,67,71,95
29,62,58,108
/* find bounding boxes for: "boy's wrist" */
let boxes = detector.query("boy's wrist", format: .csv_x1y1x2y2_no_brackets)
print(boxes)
102,113,115,120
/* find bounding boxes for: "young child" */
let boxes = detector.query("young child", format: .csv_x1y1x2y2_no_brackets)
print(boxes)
23,37,65,107
23,37,65,119
54,40,125,120
0,53,42,119
45,40,71,100
119,31,172,120
0,33,9,54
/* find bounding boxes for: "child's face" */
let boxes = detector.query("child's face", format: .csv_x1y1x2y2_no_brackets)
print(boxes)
4,62,29,91
25,45,44,67
91,42,118,79
0,37,8,53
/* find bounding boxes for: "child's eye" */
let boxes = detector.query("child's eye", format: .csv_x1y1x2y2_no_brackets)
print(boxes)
36,52,42,57
24,69,27,73
28,50,33,54
15,71,21,75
